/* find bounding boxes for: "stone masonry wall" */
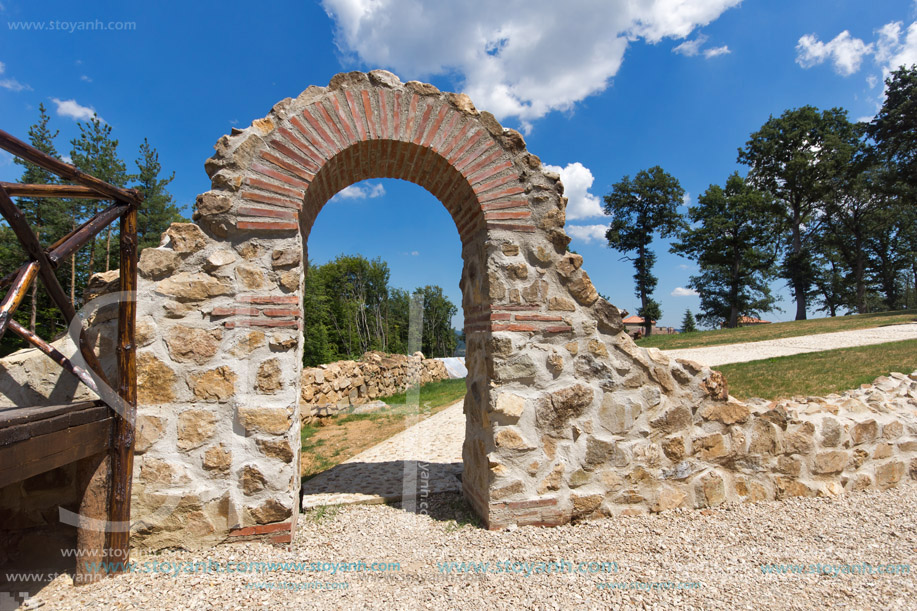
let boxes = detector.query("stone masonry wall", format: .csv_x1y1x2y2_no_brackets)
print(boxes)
5,70,910,547
123,70,917,538
301,351,450,417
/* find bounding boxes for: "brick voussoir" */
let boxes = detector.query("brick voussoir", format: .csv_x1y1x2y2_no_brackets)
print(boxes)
343,89,368,141
241,190,302,210
237,206,299,220
289,116,334,160
484,210,532,221
330,93,358,144
250,163,311,190
259,151,315,182
235,220,299,232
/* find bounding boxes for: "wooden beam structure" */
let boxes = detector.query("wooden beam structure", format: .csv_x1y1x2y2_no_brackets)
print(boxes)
0,128,140,581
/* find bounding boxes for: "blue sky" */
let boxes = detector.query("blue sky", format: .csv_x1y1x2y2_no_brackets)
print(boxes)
2,0,916,329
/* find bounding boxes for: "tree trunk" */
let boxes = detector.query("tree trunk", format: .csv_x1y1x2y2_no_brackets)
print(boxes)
70,219,76,305
104,226,112,272
791,209,807,320
30,283,38,334
729,242,740,328
855,246,866,314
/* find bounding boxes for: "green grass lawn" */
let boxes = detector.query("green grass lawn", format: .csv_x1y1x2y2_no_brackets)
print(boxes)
719,339,917,400
636,309,917,350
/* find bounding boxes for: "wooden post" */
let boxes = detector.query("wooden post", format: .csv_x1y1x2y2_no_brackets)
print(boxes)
74,451,111,585
106,205,137,569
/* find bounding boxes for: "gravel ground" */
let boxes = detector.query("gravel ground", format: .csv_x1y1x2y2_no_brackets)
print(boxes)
25,482,917,610
663,323,917,367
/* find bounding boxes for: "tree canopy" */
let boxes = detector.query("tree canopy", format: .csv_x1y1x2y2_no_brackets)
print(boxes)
604,165,686,337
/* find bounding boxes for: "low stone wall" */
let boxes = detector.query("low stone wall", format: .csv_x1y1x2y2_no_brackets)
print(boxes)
543,366,917,521
301,351,452,417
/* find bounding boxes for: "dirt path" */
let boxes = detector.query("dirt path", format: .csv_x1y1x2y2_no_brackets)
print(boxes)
662,322,917,367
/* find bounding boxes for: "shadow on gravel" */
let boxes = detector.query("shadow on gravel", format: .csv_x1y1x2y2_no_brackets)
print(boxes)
300,460,484,527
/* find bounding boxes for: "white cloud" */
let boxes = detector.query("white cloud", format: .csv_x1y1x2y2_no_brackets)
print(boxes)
796,30,873,76
543,161,603,220
50,97,99,121
411,250,419,256
334,182,386,200
875,21,917,75
0,61,31,92
673,34,707,56
61,154,73,164
703,45,730,58
681,192,692,208
673,34,729,58
671,286,699,296
321,0,742,128
80,74,92,83
566,224,608,244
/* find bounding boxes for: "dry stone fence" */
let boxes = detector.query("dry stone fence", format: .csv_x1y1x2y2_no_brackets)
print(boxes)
6,70,912,550
301,351,450,417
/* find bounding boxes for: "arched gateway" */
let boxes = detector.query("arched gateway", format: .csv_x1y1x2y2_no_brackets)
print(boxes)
131,71,916,548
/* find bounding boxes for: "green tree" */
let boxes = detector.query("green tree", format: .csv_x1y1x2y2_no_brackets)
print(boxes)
672,173,780,328
604,166,686,337
70,115,127,286
413,285,458,358
10,104,71,338
131,138,185,249
302,261,335,367
868,64,917,193
738,106,854,320
680,309,697,333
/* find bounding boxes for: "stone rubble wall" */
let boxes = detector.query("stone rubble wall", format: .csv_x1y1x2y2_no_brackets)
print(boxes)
538,367,917,520
301,351,451,417
5,70,913,549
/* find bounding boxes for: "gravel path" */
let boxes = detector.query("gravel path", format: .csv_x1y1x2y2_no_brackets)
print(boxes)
663,323,917,367
301,401,464,509
28,483,917,610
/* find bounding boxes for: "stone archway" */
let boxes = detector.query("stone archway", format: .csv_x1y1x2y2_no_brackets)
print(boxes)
130,71,917,548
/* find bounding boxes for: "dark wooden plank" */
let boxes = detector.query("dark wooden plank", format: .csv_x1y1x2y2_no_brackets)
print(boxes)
107,205,138,566
0,400,100,428
0,182,108,199
0,130,141,205
0,418,113,489
0,405,109,447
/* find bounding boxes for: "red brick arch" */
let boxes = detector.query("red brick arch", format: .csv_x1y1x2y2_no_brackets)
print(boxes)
235,85,532,248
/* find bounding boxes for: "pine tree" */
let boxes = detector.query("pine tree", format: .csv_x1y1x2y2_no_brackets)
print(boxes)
131,138,185,249
10,104,70,340
681,309,697,333
70,115,127,286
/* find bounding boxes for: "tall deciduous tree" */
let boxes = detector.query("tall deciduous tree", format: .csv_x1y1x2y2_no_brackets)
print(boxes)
672,173,780,328
413,285,458,358
604,166,686,337
868,64,917,193
738,106,853,320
